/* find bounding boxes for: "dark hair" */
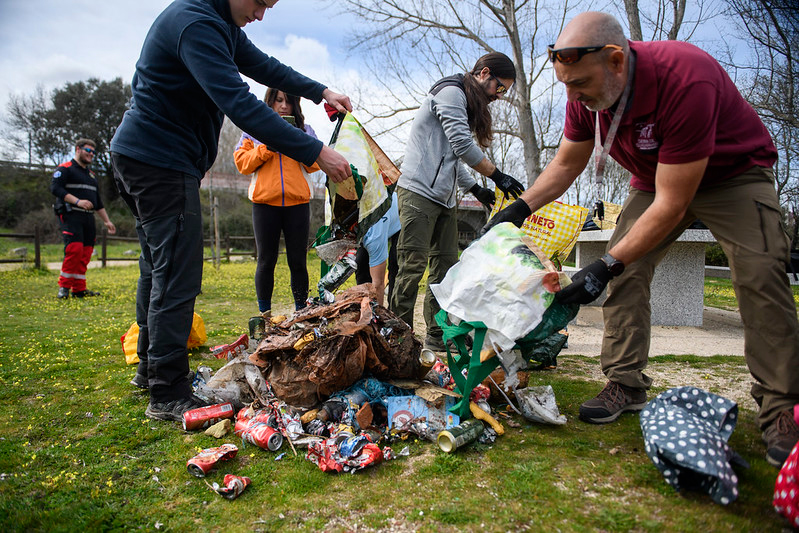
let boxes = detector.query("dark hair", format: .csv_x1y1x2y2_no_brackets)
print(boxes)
463,52,516,148
75,138,96,149
264,88,305,131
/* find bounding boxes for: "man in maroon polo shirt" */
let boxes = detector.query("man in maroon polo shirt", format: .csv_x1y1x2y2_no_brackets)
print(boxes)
485,11,798,467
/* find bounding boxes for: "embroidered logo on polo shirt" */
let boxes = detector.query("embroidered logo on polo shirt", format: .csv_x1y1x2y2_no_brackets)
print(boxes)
635,122,659,152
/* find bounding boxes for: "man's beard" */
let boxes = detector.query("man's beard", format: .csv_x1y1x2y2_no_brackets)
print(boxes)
583,72,624,112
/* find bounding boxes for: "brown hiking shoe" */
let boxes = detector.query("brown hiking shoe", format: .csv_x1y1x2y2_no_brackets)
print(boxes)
579,381,648,424
763,409,799,467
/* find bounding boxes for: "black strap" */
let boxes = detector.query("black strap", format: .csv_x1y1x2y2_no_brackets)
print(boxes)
429,74,465,96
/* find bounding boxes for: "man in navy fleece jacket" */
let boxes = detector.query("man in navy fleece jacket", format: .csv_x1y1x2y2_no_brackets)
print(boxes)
110,0,353,422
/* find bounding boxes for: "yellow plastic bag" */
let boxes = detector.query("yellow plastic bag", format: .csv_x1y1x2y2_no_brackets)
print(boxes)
187,312,207,349
489,196,589,267
593,201,622,230
120,312,207,365
121,322,140,365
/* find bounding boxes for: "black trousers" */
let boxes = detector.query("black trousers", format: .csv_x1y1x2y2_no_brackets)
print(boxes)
111,153,203,403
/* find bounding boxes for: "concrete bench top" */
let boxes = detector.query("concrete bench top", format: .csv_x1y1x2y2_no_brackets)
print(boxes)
577,228,716,243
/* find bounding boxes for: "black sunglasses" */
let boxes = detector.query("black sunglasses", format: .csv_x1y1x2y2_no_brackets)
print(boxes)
488,73,507,95
547,44,622,64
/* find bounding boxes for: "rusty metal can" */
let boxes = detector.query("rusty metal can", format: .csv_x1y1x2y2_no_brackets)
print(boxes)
186,443,238,477
437,419,485,453
182,402,235,431
241,422,283,451
215,474,251,500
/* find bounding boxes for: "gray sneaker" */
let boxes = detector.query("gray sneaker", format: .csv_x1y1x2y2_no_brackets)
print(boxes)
579,381,648,424
57,287,70,299
762,409,799,467
145,394,207,422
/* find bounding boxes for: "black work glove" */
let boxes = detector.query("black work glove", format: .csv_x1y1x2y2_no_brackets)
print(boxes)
555,259,613,305
479,198,531,236
489,168,525,199
469,183,495,208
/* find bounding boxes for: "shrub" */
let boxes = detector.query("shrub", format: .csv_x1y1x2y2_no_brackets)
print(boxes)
705,243,729,267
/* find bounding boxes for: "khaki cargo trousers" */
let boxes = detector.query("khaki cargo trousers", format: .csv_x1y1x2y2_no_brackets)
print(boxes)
390,187,459,339
601,166,799,428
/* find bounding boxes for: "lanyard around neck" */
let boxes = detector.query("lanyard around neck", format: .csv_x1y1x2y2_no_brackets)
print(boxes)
593,52,636,201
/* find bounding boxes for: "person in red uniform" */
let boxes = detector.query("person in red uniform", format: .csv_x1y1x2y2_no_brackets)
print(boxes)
51,138,116,298
485,11,799,467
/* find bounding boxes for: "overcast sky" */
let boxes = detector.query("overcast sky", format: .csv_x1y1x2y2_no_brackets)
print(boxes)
0,0,366,159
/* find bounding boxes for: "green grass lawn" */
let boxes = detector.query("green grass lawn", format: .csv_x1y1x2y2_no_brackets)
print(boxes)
0,260,792,532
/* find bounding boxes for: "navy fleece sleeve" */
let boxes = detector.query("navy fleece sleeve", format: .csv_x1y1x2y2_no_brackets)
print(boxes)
178,21,324,166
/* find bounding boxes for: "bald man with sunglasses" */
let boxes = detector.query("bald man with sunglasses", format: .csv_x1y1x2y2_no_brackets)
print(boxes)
486,11,798,467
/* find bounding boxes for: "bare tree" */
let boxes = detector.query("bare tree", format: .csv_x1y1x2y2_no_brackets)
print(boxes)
2,86,49,164
209,117,244,177
334,0,583,187
724,0,798,243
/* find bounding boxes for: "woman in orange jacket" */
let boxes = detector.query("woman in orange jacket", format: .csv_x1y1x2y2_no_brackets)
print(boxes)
234,88,321,315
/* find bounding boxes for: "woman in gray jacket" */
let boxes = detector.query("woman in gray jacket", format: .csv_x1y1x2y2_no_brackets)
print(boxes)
390,52,523,351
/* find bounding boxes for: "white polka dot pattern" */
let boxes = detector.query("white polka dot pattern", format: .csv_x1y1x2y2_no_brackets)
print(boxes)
639,386,747,505
773,439,799,526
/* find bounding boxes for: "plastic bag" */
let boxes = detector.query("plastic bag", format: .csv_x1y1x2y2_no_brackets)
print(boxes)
514,385,567,425
488,198,588,267
120,322,139,365
120,312,206,364
430,223,570,353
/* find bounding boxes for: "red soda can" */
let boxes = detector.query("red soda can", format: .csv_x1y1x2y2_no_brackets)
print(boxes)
215,474,251,500
241,422,283,451
182,402,235,431
211,333,249,360
186,443,238,477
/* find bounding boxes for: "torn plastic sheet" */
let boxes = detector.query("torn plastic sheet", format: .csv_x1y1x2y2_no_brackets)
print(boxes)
194,355,270,410
514,386,567,425
640,386,749,505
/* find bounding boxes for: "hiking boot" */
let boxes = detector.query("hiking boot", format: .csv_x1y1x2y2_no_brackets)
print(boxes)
579,381,648,424
424,335,446,352
72,289,100,298
762,409,799,467
130,372,148,390
145,394,208,422
57,287,70,299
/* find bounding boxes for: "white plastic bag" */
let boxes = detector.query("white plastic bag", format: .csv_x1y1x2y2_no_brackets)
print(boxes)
430,223,569,353
515,385,567,425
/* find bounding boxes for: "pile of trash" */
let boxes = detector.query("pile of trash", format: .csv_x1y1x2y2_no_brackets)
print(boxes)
180,284,573,485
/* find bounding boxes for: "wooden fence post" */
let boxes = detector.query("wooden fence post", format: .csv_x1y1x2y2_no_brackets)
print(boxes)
101,228,108,268
34,225,41,269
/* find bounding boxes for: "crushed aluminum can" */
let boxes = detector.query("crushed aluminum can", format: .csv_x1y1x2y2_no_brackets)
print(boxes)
213,474,251,500
338,435,370,458
240,422,284,451
191,366,212,389
183,402,235,431
211,333,249,360
186,443,238,477
437,419,485,453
